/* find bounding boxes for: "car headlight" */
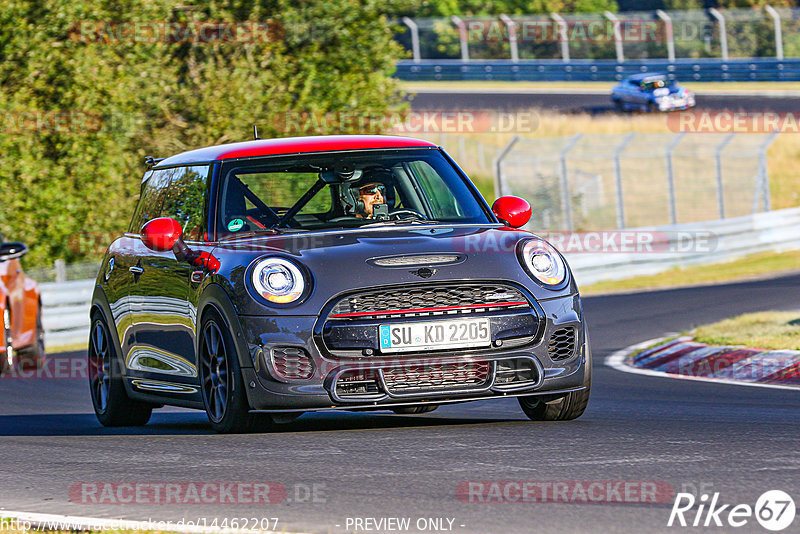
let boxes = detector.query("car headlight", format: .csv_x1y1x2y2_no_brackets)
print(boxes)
519,239,567,287
251,257,306,304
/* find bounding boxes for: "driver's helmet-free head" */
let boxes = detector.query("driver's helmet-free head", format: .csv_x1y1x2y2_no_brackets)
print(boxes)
346,169,394,216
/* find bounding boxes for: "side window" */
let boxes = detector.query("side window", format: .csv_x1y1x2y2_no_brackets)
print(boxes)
128,166,210,241
159,165,210,241
128,170,160,233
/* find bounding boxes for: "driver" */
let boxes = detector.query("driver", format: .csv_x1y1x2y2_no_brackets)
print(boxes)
354,182,387,219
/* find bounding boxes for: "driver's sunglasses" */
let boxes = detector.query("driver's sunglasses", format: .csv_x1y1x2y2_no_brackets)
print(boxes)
359,185,386,197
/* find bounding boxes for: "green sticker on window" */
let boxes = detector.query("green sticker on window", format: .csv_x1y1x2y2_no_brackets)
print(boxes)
228,218,244,232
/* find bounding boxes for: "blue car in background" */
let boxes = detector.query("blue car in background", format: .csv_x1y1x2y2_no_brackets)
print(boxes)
611,73,695,112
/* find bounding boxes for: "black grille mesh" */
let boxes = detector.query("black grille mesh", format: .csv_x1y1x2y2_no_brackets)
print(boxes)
329,283,529,319
272,346,314,379
548,328,576,361
382,361,491,393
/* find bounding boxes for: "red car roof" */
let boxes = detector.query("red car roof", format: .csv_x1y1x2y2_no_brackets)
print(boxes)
156,135,439,167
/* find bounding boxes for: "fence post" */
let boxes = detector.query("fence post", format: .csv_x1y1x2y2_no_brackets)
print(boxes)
451,16,470,61
499,15,519,63
401,17,421,62
604,11,624,63
550,13,570,62
758,131,779,212
613,133,635,229
655,10,675,62
714,133,736,219
54,259,67,283
665,132,686,225
764,6,784,61
493,135,520,198
559,134,583,232
709,8,728,61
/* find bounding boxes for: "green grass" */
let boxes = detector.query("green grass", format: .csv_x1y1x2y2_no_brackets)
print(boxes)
693,311,800,350
580,249,800,295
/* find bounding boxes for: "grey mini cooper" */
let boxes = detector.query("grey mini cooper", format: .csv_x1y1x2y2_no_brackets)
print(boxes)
89,135,591,433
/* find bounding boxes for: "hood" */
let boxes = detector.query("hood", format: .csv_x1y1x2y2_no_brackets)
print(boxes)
209,225,576,316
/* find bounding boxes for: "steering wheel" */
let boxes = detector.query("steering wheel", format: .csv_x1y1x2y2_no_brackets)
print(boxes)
389,209,428,221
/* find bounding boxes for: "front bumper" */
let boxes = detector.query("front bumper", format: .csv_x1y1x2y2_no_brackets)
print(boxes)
237,292,587,412
659,97,696,111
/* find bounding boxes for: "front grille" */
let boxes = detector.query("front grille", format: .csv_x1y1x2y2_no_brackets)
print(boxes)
382,361,491,393
329,283,529,319
548,328,576,361
272,347,314,379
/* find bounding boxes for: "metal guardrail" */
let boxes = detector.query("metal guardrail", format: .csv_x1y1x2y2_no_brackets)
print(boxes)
39,207,800,350
564,206,800,287
396,58,800,82
41,279,94,348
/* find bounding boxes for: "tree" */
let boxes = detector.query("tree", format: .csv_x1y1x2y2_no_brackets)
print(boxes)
0,0,407,266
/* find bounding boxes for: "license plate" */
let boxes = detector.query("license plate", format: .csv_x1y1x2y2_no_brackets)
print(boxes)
379,318,491,353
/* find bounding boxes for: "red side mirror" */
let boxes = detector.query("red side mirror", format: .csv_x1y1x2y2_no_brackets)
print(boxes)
142,218,183,252
492,196,531,228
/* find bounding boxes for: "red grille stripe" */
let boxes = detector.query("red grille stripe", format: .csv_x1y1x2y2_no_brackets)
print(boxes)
329,301,529,318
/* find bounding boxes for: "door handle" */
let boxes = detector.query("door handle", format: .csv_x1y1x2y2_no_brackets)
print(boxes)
129,266,144,275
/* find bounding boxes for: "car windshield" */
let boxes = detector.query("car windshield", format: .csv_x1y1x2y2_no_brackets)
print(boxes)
216,148,490,238
641,78,673,91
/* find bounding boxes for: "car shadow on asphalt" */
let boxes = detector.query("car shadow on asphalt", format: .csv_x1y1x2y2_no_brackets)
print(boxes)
0,411,521,436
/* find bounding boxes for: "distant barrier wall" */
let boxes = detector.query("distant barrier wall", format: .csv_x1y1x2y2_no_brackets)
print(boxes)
396,58,800,82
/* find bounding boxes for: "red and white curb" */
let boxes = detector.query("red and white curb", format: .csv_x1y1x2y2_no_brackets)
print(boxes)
0,510,301,533
606,336,800,391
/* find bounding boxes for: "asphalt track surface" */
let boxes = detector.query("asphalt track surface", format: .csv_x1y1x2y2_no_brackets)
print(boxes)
2,274,799,533
407,89,800,114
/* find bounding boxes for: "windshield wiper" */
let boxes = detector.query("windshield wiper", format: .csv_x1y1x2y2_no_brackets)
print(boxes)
360,218,435,227
218,228,304,241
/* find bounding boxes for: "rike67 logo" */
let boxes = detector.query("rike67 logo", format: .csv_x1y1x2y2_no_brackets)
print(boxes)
668,490,796,531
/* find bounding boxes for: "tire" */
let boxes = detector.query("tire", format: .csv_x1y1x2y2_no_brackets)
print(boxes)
518,378,591,421
19,302,46,369
199,309,271,433
1,303,17,375
88,313,153,427
391,405,439,415
647,101,658,113
612,99,624,112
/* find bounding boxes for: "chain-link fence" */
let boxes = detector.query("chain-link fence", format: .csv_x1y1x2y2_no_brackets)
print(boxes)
495,133,778,231
398,7,800,62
